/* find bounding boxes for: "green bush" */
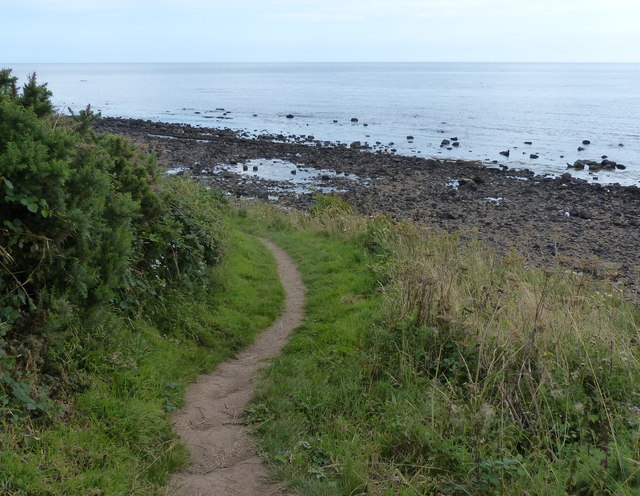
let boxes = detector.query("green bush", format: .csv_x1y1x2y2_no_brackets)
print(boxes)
0,69,53,117
0,75,226,422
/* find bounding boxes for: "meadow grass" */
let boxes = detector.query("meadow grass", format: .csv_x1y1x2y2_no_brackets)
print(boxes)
0,229,283,495
235,198,640,496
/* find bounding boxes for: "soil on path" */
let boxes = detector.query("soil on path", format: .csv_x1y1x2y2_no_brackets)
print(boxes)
167,238,304,496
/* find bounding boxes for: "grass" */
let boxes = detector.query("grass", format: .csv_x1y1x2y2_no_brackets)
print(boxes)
233,197,640,496
3,191,638,496
0,228,284,496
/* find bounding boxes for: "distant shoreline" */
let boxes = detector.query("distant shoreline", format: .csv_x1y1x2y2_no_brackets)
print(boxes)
16,62,637,183
97,117,640,289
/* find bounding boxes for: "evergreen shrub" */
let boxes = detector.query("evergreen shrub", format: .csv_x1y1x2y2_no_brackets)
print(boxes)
0,71,226,420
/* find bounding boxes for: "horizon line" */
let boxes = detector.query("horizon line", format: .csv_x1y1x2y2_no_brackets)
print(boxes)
4,60,640,65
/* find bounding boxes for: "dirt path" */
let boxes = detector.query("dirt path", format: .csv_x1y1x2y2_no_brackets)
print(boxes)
167,238,304,496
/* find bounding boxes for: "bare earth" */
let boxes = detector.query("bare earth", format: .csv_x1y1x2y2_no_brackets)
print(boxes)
167,238,304,496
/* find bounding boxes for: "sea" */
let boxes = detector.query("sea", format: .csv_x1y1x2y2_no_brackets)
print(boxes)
8,63,640,185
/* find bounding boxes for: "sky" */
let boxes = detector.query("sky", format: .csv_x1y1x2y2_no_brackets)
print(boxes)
1,0,639,63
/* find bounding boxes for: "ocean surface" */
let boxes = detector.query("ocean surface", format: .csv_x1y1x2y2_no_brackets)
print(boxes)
9,63,640,185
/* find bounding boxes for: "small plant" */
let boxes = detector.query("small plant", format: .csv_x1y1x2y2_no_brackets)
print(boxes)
309,192,353,216
0,68,18,98
68,104,101,135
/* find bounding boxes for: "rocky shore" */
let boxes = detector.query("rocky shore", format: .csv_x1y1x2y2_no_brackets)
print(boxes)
97,117,640,291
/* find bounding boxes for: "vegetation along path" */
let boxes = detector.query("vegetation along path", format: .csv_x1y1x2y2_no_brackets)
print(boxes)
168,238,304,496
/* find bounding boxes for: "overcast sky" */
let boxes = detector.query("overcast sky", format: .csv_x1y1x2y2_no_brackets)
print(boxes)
1,0,639,63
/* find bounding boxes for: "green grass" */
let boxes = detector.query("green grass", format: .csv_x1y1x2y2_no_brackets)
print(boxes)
234,210,383,495
0,229,283,496
233,198,640,496
4,192,639,496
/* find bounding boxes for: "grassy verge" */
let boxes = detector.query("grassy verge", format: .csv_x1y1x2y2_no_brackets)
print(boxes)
234,198,640,496
0,229,283,495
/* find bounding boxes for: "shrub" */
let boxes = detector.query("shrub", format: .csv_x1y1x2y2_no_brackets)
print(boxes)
0,75,226,421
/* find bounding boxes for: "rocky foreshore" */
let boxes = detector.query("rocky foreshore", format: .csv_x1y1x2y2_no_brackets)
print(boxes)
97,117,640,290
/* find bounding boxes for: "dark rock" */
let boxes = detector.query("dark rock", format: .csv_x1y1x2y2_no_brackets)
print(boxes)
407,135,414,140
499,150,510,157
601,160,617,170
577,146,585,152
320,175,330,181
252,166,258,171
561,172,572,180
602,155,608,159
286,114,294,119
530,154,539,159
333,119,338,123
616,163,626,170
582,139,591,145
242,164,248,171
350,141,361,149
618,143,624,147
568,210,588,219
351,117,359,123
451,137,459,141
363,123,368,127
452,142,460,147
459,178,478,191
524,141,533,145
290,169,297,175
441,139,451,147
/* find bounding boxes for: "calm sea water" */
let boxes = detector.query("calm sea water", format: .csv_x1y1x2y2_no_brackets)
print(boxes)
9,63,640,185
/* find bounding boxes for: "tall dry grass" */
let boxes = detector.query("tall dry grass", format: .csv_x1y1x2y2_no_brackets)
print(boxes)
238,196,640,494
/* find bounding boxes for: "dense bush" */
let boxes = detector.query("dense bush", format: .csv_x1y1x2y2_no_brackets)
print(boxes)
0,72,226,421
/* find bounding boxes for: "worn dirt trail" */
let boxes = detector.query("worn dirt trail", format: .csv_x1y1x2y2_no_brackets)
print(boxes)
167,238,304,496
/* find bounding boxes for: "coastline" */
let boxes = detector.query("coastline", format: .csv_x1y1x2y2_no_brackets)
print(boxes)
97,117,640,290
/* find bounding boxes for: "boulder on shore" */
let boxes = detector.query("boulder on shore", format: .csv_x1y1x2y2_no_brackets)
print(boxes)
567,158,624,172
459,178,478,191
